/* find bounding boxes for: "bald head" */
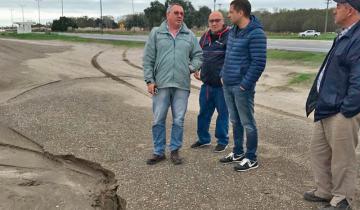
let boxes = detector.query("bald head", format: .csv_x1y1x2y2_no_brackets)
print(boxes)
208,11,225,33
209,11,224,19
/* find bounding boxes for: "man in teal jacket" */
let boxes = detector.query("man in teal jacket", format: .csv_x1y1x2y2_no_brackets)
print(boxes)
143,3,202,165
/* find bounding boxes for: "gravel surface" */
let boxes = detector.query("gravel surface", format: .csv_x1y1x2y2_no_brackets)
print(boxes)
0,38,358,210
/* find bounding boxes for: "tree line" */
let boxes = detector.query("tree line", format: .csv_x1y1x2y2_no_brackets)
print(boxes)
51,16,118,31
51,0,338,33
123,0,338,33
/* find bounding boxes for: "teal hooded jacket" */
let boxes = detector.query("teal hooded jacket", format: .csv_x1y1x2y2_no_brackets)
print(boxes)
143,21,203,90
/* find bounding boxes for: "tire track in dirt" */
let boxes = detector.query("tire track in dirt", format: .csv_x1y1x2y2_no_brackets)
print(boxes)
4,75,144,104
91,50,149,97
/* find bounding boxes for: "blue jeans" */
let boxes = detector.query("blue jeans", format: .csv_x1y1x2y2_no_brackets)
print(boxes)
152,87,190,155
223,85,258,161
197,84,229,146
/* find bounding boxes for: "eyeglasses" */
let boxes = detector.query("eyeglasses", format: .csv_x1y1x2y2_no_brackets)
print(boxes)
174,11,184,16
208,19,222,23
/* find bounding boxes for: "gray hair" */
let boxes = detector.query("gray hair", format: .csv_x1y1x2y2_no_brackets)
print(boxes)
166,3,182,14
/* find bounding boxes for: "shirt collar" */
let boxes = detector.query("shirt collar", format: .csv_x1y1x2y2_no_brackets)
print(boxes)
167,24,182,33
339,22,356,38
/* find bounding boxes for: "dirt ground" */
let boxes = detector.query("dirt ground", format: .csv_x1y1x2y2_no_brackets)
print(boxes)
0,38,358,210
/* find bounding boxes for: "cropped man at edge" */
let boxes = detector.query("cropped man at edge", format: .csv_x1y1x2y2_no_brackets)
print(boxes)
304,0,360,209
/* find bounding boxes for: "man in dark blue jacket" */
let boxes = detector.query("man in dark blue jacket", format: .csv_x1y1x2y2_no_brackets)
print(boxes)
191,11,230,153
304,1,360,209
219,0,267,172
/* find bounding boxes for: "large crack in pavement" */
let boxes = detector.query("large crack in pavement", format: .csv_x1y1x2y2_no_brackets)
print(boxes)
0,40,128,210
0,124,126,210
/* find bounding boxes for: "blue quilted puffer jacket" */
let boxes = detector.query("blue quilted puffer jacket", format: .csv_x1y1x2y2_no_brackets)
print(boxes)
221,15,267,90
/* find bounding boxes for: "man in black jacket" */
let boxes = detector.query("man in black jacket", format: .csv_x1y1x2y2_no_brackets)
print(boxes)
191,11,230,152
304,1,360,209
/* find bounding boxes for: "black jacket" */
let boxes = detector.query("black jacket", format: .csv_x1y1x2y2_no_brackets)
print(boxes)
199,27,229,87
306,21,360,121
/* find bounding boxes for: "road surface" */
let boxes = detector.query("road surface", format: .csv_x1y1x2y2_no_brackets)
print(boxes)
59,32,333,53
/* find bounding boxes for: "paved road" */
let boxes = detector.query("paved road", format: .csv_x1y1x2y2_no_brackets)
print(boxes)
59,32,332,53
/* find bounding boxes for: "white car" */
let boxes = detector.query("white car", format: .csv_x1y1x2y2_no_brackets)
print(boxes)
298,30,321,37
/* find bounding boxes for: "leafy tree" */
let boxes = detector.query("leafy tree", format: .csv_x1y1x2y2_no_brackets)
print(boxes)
102,16,118,29
51,16,78,31
193,6,212,28
144,1,166,29
124,13,147,30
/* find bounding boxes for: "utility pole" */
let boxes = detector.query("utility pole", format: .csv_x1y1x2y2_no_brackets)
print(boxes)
132,0,136,30
324,0,331,34
100,0,103,34
61,0,64,16
20,3,25,22
213,0,216,11
132,0,135,14
10,8,14,27
35,0,41,25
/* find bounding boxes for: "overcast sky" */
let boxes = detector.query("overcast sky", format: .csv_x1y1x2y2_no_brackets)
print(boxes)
0,0,334,26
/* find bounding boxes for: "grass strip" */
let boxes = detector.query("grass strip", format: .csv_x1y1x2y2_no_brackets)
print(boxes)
288,72,317,86
0,32,145,48
267,49,326,66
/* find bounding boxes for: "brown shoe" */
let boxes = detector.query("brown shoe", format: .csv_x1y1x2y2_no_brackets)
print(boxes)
146,154,166,165
170,150,183,165
303,190,331,203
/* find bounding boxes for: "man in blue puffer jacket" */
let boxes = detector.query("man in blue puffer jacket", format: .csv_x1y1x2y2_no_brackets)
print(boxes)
219,0,267,172
190,11,230,153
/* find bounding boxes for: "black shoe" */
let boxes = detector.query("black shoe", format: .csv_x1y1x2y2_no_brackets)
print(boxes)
319,199,351,210
303,190,331,203
190,141,210,148
146,154,166,165
170,150,183,165
214,144,228,153
234,158,258,172
219,152,245,163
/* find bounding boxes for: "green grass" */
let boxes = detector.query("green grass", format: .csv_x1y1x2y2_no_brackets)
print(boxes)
266,32,336,40
0,32,145,48
267,49,326,66
288,72,317,86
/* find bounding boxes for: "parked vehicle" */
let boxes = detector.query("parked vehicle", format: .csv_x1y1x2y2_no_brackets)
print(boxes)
298,30,321,37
